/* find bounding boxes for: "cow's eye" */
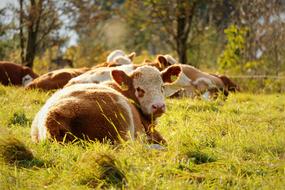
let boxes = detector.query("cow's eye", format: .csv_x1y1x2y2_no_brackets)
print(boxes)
136,87,145,98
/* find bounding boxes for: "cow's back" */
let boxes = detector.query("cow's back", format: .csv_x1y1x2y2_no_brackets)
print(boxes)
32,84,141,142
26,67,89,90
0,62,23,85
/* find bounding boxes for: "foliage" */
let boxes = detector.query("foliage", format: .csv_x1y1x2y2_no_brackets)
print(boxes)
217,25,247,73
0,86,285,189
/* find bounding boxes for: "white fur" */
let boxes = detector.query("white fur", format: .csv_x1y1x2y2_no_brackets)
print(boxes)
113,56,132,65
115,95,135,140
22,74,33,86
163,72,192,97
192,77,216,88
107,50,133,66
164,54,178,65
68,65,135,85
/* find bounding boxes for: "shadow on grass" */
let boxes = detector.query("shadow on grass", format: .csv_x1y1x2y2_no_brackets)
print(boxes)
77,153,126,189
0,130,46,168
185,150,217,164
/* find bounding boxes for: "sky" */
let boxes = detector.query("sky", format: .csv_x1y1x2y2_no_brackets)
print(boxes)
0,0,16,9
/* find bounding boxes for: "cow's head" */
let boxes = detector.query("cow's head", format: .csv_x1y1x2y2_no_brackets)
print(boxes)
210,74,240,95
114,56,132,65
111,65,181,118
218,75,240,92
21,67,38,86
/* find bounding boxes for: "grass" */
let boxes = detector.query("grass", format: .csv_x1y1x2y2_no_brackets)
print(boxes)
0,85,284,189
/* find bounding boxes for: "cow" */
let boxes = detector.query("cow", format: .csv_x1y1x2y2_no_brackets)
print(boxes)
31,65,182,144
0,62,38,86
142,54,176,71
164,64,239,99
25,67,90,91
65,55,174,87
106,49,136,64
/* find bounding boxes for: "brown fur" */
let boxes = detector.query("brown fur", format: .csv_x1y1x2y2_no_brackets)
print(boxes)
210,74,240,95
0,62,38,86
142,55,173,71
26,67,90,90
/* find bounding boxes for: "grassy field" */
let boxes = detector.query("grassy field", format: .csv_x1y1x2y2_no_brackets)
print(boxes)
0,85,284,189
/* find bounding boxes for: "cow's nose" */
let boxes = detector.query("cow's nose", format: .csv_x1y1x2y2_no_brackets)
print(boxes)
152,103,166,115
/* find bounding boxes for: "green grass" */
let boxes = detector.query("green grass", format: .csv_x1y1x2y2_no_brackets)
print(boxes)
0,85,284,189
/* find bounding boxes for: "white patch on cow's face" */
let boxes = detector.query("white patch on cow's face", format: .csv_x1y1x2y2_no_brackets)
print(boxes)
132,66,165,116
22,74,33,86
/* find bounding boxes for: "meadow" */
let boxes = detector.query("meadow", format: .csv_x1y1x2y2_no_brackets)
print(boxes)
0,85,284,189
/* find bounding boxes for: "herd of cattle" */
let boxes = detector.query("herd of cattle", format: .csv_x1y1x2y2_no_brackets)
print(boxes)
0,50,239,146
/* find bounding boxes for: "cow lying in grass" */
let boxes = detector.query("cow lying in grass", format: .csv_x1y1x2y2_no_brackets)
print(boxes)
142,54,175,71
26,67,90,91
91,50,136,69
31,65,181,144
65,55,173,87
107,49,136,64
164,64,239,99
0,62,38,86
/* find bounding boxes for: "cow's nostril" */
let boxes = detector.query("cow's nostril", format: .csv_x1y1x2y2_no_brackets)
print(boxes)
152,103,166,113
152,105,158,110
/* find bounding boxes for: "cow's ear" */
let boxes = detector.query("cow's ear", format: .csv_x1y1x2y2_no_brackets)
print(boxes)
157,55,171,69
161,65,181,84
111,70,131,90
128,52,136,61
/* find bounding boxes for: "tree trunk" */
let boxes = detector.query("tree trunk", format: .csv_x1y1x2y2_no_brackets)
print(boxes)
19,0,25,65
25,0,43,68
176,0,196,64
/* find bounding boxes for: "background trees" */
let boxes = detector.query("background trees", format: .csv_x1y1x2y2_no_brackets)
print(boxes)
0,0,283,79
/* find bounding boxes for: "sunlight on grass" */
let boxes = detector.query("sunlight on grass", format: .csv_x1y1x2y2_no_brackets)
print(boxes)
0,86,284,189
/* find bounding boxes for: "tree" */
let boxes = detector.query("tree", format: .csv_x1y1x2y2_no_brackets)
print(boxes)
231,0,285,75
124,0,199,64
62,0,122,66
16,0,64,68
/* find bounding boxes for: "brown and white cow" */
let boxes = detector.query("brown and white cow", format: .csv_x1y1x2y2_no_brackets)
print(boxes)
65,55,174,87
164,64,239,99
26,67,90,91
106,49,136,65
142,54,176,71
31,65,181,144
0,62,38,86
